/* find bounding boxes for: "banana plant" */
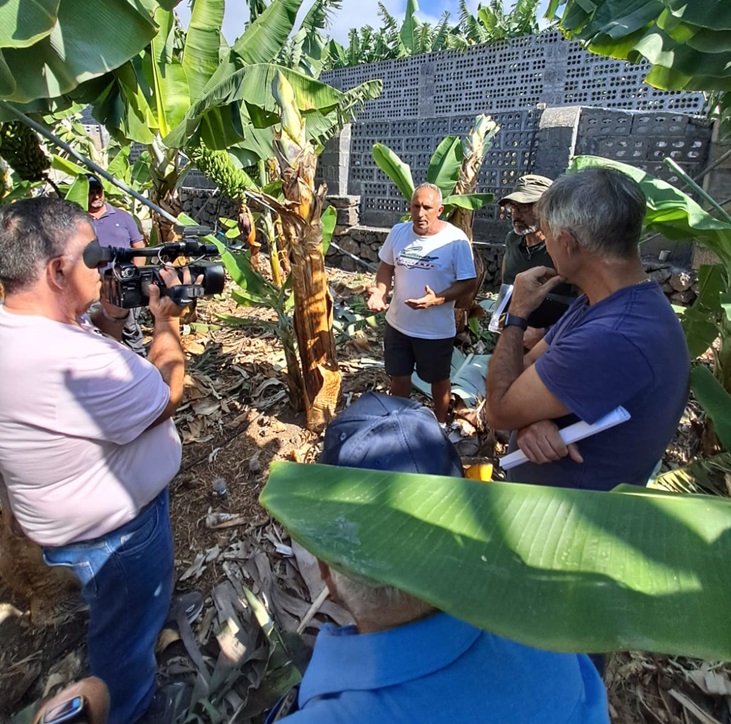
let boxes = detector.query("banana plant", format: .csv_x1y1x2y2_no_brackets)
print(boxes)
569,154,731,450
262,461,731,661
77,0,379,241
266,71,342,431
371,132,496,221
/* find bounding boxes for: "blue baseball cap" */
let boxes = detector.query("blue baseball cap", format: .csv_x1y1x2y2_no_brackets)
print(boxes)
86,174,103,187
320,391,463,477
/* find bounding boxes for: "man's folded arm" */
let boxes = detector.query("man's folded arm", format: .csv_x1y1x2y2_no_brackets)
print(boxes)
485,327,570,430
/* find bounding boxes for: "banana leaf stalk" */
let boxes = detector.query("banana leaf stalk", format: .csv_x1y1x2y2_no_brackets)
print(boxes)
448,114,499,240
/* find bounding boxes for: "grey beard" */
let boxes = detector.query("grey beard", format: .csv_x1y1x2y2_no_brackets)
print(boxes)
514,223,540,236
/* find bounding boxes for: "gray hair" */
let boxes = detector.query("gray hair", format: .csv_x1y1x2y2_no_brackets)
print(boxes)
328,566,435,622
0,197,92,294
412,182,443,206
535,168,646,260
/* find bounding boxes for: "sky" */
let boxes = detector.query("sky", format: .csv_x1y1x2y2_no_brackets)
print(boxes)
176,0,551,47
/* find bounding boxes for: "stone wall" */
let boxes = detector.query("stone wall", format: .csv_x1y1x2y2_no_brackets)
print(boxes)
178,187,238,231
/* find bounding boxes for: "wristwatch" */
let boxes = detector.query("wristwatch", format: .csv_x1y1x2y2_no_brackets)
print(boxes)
503,314,528,331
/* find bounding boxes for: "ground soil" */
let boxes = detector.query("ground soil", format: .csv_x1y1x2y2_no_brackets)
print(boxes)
1,267,729,723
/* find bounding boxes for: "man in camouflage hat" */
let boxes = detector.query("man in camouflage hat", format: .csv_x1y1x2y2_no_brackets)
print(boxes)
499,174,575,348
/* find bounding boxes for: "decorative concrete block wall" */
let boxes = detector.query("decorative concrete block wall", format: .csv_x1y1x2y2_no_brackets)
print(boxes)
317,30,710,245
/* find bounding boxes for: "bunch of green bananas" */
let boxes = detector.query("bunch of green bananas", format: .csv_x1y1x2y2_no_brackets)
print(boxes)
0,121,50,182
191,144,255,203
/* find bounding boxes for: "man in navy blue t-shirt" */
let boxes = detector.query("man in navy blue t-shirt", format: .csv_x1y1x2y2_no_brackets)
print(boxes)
486,168,689,491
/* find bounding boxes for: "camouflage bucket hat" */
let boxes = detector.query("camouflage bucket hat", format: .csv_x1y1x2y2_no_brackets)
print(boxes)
499,174,553,205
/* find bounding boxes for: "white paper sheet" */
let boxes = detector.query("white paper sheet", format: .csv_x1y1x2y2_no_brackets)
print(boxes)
499,406,631,470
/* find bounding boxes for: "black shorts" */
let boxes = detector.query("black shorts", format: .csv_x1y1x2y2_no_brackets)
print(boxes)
384,323,454,383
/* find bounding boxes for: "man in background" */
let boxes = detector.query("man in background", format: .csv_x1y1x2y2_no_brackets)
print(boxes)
88,174,147,356
499,174,575,348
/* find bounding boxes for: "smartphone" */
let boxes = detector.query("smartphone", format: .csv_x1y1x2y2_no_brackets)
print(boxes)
41,695,85,724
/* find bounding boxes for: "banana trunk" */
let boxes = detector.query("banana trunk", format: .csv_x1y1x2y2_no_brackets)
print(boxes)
279,211,341,431
448,115,498,333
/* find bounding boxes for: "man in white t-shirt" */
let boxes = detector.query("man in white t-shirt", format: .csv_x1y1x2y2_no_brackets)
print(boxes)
367,183,476,423
0,198,189,724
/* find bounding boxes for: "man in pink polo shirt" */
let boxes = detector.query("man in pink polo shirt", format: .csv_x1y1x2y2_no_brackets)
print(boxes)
0,197,187,723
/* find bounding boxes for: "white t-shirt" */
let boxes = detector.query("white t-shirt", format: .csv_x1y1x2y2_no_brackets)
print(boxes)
380,221,476,339
0,307,182,546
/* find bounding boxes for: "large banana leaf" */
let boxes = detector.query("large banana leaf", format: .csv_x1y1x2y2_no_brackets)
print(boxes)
425,135,462,199
262,461,731,660
164,64,378,150
681,265,727,359
148,10,191,138
233,0,304,66
182,0,225,100
0,0,59,48
570,156,731,272
690,364,731,451
372,143,415,201
549,0,731,129
0,1,157,103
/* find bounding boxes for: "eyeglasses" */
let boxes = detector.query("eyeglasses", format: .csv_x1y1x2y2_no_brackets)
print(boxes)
502,202,533,215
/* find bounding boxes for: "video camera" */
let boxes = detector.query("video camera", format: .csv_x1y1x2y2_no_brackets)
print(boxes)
83,225,225,308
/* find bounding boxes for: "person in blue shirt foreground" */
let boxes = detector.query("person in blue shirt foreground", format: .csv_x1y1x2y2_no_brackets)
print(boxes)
485,168,689,491
268,392,609,723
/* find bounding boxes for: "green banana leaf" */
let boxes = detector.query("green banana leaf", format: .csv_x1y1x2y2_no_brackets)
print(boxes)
262,461,731,660
399,0,419,54
106,145,131,185
690,364,731,451
0,0,59,48
443,192,494,210
50,153,87,177
321,205,336,254
630,26,731,81
425,135,462,199
551,0,731,131
64,174,88,208
570,156,731,271
0,1,157,103
211,237,279,305
182,0,225,101
372,143,415,201
233,0,304,66
164,63,376,150
681,265,726,359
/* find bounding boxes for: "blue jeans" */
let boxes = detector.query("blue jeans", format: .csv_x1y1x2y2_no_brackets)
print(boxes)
44,490,174,724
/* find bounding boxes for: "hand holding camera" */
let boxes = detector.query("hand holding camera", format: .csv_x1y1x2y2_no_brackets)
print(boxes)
83,226,225,310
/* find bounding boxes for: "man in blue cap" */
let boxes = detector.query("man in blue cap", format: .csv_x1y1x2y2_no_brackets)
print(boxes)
267,392,609,723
